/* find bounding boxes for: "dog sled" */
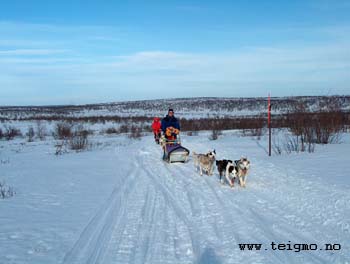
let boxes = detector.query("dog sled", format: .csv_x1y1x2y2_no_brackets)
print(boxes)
160,136,190,163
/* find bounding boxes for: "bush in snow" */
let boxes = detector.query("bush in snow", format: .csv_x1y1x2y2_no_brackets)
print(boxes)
118,125,129,134
0,158,10,164
55,140,68,155
36,121,47,141
283,134,315,154
0,181,15,199
209,129,222,140
4,126,22,140
69,124,89,151
26,126,35,142
283,134,301,153
240,127,264,139
272,137,282,155
105,127,118,134
0,128,3,139
186,131,198,136
180,116,265,132
128,126,142,139
287,101,345,146
54,122,73,139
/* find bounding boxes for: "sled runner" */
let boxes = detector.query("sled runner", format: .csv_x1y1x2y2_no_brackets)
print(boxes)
161,137,190,163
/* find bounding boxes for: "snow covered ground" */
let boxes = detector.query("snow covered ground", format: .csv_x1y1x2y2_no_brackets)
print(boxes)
0,131,349,264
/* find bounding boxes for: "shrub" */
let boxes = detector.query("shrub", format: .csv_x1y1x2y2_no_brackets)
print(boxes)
186,131,198,136
118,125,129,134
54,122,72,139
69,125,89,151
0,128,3,139
55,140,68,155
272,137,282,155
4,126,22,140
282,134,315,154
209,129,222,140
105,127,118,134
241,127,264,139
286,103,344,149
312,111,343,144
36,121,46,140
0,181,15,199
283,134,300,154
26,126,35,142
128,126,142,139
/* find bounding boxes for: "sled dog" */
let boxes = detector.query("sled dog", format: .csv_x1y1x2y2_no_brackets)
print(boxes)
159,135,166,147
225,161,238,187
193,150,216,176
216,159,237,186
234,157,250,187
216,159,232,180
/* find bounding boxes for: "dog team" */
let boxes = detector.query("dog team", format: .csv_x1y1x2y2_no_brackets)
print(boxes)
193,150,250,188
152,109,250,188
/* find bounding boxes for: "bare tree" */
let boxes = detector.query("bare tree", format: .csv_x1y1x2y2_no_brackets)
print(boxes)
4,126,22,140
69,124,89,151
36,121,47,140
209,129,222,140
54,122,72,139
26,126,35,142
128,126,142,139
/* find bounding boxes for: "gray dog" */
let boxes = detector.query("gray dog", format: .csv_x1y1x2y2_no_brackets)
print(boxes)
193,150,216,176
234,157,251,187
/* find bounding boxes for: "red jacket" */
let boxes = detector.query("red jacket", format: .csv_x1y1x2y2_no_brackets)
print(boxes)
152,118,161,133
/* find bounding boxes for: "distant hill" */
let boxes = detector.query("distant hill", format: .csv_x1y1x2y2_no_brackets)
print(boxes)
1,96,349,120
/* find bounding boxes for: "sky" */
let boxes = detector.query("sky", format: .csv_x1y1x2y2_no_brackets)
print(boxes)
0,0,350,105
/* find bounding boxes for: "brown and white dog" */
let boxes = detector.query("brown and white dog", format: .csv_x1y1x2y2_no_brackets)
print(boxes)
234,157,250,187
193,150,216,176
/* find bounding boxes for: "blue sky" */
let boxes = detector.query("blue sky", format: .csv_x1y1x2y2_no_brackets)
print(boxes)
0,0,350,105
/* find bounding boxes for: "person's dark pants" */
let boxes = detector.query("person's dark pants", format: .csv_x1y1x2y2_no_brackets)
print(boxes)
154,132,161,143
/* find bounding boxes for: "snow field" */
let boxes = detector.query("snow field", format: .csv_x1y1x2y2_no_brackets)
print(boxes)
0,131,349,263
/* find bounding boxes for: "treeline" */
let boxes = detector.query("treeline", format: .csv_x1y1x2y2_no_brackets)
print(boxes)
180,116,266,131
4,115,151,123
1,96,350,119
1,111,349,137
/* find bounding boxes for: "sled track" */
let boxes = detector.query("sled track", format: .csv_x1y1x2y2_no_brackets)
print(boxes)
61,141,350,264
61,166,139,264
154,154,337,264
136,155,203,262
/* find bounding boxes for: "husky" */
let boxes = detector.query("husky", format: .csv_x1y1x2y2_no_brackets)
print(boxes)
193,150,216,176
225,161,238,187
216,159,232,181
216,159,238,187
234,157,251,187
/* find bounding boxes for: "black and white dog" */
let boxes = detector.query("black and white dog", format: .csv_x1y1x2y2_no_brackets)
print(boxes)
216,159,231,179
216,159,238,187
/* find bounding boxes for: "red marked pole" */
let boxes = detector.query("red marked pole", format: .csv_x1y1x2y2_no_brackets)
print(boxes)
268,93,271,156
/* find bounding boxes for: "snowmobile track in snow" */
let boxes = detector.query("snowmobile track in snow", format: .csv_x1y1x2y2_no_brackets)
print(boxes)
60,138,350,264
61,165,139,264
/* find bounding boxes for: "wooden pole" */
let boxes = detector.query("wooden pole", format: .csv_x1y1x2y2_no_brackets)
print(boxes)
268,93,271,156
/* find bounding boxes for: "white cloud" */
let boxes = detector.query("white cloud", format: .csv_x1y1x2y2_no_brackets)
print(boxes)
0,20,349,104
